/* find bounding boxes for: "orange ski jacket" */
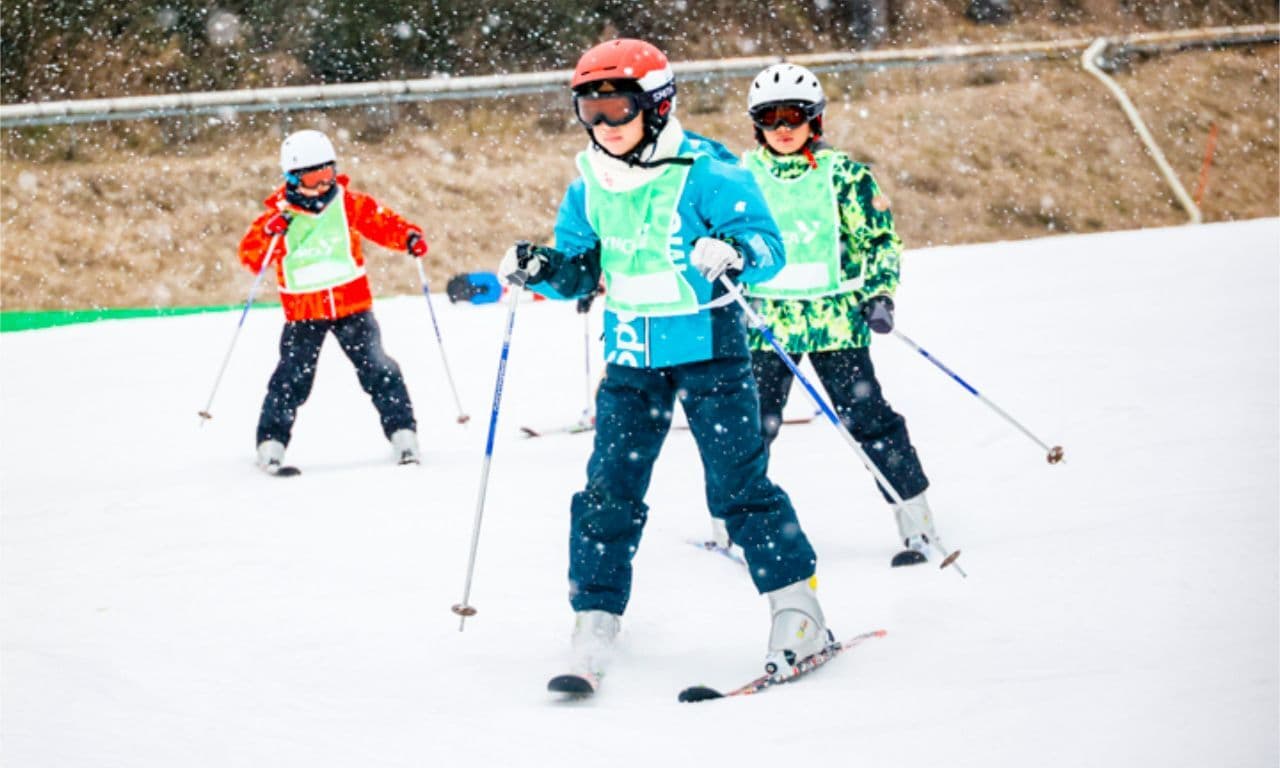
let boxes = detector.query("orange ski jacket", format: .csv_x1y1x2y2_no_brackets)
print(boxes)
238,176,423,322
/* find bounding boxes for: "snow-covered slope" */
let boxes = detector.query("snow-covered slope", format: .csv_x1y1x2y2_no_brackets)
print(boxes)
3,220,1277,767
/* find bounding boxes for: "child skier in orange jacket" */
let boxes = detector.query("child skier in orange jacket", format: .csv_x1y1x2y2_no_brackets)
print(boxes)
238,129,428,474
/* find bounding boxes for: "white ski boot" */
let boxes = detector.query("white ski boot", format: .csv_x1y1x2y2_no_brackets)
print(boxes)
256,440,286,474
892,492,940,567
764,579,833,679
711,517,731,549
548,610,620,695
390,429,421,465
570,609,620,679
709,517,746,560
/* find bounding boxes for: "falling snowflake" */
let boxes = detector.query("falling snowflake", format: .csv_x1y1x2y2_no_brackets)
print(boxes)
206,11,241,47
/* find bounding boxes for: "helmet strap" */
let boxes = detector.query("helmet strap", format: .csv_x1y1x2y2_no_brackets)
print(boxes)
801,145,818,170
802,115,823,168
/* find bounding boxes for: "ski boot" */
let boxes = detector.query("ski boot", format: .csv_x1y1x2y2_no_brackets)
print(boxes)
709,517,746,561
570,610,620,678
256,440,286,475
390,429,421,465
891,492,940,567
549,610,621,695
764,579,833,679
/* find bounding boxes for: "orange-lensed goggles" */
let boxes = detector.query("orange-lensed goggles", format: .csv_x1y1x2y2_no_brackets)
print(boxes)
750,104,812,130
574,92,643,128
288,163,336,188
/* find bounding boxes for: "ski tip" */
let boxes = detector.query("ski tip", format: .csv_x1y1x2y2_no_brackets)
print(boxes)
871,629,888,638
677,685,724,703
548,674,597,696
519,426,539,438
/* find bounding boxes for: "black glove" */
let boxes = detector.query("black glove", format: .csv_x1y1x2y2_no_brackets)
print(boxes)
860,295,895,334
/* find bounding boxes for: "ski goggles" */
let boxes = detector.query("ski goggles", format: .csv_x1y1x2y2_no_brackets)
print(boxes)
574,92,644,128
287,163,336,189
750,103,813,130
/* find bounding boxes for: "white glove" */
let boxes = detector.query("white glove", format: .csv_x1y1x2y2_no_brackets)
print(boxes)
498,242,543,285
690,238,744,282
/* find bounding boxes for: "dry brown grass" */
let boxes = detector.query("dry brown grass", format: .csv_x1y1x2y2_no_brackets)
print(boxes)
1,43,1276,311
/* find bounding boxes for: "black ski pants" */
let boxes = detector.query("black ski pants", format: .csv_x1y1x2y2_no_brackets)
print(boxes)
752,346,928,504
256,310,415,447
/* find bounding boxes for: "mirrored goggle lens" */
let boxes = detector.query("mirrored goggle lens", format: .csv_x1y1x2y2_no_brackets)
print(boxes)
575,94,641,127
752,105,810,130
296,164,336,187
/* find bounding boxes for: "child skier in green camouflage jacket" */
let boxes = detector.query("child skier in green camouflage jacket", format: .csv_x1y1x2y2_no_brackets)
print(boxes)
731,63,944,567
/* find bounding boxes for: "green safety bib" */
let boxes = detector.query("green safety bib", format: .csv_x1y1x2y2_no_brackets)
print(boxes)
577,153,700,317
281,187,362,293
743,149,850,300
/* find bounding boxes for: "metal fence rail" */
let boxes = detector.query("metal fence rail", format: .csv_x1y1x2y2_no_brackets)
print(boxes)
1,24,1275,128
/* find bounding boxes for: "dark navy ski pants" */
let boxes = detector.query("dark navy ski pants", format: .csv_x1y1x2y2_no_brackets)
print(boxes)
569,356,818,615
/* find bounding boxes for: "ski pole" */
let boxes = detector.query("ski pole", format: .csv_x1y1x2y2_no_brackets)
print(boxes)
415,259,470,424
197,233,282,424
452,269,527,630
576,288,598,427
719,276,966,577
891,330,1064,465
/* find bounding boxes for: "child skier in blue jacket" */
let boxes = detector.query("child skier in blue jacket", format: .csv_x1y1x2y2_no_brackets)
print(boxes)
497,39,834,687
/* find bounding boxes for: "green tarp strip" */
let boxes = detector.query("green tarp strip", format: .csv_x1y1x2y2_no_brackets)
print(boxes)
0,303,280,333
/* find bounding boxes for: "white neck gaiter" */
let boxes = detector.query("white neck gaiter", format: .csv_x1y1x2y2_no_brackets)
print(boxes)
584,116,686,193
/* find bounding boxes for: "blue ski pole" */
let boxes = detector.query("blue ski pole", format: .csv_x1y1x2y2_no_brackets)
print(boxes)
452,269,527,630
891,330,1064,465
719,276,965,576
415,259,470,424
198,232,282,424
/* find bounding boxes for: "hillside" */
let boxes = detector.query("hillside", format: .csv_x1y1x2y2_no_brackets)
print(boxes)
1,25,1277,311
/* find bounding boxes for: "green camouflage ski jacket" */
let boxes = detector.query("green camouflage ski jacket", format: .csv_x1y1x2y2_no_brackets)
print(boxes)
744,146,903,353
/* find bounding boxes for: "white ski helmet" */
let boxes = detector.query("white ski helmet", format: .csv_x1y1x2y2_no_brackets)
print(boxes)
279,129,336,173
748,63,826,113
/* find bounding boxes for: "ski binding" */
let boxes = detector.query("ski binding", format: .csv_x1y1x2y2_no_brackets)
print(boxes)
678,629,886,702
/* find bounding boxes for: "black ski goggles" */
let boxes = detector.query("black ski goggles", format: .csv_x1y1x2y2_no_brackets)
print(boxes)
574,92,644,128
750,103,815,130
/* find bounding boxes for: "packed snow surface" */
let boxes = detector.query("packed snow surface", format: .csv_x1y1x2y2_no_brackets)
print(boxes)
3,220,1277,766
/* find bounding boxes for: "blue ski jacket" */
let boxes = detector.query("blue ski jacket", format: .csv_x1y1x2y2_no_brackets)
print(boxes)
528,131,786,369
